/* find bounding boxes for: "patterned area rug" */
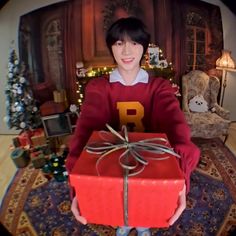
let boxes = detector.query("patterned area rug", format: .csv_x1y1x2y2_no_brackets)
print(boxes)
1,138,236,236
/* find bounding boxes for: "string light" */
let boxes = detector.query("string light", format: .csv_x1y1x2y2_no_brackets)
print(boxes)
75,44,175,107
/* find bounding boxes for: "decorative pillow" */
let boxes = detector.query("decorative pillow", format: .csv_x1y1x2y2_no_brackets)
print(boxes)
189,95,208,113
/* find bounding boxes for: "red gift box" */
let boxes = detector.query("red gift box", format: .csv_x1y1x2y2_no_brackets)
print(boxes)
18,130,33,147
32,128,44,136
30,128,47,146
69,131,184,228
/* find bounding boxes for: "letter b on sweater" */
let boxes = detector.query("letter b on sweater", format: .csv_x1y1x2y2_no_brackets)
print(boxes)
117,101,144,131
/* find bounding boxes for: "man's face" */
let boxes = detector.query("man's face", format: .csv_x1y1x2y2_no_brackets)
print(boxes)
111,38,143,72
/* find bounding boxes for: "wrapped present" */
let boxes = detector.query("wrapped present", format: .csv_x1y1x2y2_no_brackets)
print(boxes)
12,137,21,148
31,128,47,147
70,125,184,228
17,130,32,147
53,89,67,103
32,128,44,136
31,152,46,169
39,144,52,155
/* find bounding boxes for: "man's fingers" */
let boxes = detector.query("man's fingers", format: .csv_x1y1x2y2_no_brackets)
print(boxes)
168,184,186,226
71,197,87,225
168,201,186,225
75,215,87,225
179,184,186,196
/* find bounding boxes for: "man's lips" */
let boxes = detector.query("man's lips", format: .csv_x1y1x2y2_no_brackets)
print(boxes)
121,58,134,63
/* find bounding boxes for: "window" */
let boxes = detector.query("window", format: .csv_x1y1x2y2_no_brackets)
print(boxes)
43,19,64,88
185,12,208,71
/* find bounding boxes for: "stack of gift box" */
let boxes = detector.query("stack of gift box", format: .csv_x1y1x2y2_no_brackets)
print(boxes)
11,128,47,168
29,128,49,169
12,128,47,149
30,146,50,169
11,128,69,181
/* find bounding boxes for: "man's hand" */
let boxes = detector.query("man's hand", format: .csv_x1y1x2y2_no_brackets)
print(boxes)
168,184,186,226
71,197,87,225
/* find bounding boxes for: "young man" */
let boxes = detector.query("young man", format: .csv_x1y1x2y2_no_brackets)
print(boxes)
66,17,200,236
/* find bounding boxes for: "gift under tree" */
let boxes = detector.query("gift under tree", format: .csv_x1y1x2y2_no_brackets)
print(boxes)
4,49,42,131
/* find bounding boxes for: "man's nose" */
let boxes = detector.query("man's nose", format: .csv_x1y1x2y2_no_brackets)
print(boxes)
122,42,131,55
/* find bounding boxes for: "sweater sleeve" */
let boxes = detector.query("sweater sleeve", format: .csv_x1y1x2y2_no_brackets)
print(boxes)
66,78,110,173
152,79,200,192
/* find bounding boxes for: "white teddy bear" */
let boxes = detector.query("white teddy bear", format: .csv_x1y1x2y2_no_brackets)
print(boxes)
189,95,208,113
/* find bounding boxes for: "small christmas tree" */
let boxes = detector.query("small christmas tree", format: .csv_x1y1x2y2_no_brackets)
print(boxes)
4,49,42,131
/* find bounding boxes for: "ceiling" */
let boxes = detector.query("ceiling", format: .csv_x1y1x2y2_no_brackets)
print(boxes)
0,0,8,10
0,0,235,14
220,0,236,15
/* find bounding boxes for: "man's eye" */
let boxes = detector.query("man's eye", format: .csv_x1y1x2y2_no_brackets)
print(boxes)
132,42,138,45
115,41,123,46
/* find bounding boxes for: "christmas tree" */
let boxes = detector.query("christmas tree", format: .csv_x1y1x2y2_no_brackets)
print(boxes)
4,49,42,131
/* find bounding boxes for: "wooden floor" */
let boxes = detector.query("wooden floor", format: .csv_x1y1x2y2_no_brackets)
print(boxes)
0,134,17,205
0,123,236,205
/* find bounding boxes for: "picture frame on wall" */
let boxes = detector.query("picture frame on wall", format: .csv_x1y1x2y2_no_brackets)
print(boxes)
147,44,168,68
148,46,159,67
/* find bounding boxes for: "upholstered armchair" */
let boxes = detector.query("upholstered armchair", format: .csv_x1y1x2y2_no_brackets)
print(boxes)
182,70,230,141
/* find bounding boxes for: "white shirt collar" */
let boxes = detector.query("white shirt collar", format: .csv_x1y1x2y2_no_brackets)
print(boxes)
109,68,148,85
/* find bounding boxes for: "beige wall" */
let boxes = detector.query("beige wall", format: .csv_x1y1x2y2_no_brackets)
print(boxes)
0,0,236,134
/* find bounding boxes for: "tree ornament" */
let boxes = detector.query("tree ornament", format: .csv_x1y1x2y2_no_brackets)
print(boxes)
13,84,17,89
17,88,22,94
8,62,13,71
20,122,26,129
69,104,80,117
16,106,21,112
8,73,13,79
19,77,26,83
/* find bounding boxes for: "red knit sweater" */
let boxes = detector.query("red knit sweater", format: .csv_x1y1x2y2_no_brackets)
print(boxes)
66,76,200,192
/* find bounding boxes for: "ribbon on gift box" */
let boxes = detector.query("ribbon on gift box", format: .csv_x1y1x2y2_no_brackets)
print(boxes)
86,124,180,226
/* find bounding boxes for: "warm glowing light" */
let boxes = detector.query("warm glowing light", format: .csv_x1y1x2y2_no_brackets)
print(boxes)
216,50,235,69
87,72,93,77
